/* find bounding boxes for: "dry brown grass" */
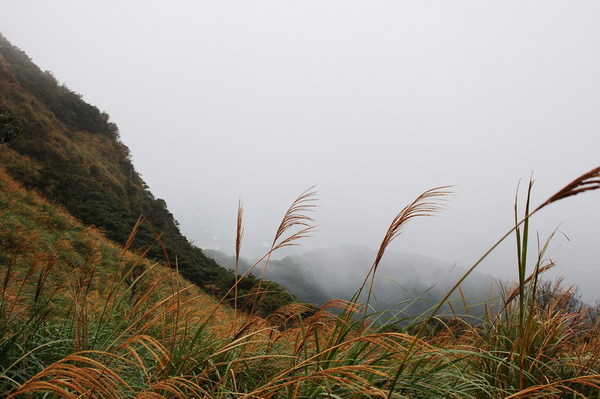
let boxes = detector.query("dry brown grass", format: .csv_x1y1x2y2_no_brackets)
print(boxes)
2,167,600,398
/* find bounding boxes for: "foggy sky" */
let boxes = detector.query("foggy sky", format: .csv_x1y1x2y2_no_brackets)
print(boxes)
1,1,599,300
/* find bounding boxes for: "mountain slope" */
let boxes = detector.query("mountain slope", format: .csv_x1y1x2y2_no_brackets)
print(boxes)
0,165,225,315
0,165,243,395
0,34,291,310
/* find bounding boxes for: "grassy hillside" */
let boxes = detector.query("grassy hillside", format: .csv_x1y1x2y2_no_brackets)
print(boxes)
0,34,292,312
0,167,238,394
1,166,599,397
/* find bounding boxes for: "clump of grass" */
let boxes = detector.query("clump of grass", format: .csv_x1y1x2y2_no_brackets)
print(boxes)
1,167,599,398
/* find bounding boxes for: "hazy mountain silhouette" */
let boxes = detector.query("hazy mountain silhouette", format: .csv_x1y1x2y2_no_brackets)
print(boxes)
206,245,500,318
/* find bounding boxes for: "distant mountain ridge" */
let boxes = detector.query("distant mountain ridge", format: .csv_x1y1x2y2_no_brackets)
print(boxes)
206,245,500,318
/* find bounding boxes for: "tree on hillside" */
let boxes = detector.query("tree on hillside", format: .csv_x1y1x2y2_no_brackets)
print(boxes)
0,110,24,144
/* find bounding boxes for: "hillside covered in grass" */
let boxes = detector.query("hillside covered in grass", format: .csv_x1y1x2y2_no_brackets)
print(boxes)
0,34,292,312
0,166,238,395
1,164,599,398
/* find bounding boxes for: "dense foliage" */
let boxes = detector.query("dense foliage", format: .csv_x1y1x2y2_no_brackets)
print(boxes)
0,34,293,313
0,110,24,144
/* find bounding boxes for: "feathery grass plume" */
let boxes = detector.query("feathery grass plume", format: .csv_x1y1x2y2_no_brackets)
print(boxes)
503,375,600,398
248,186,317,315
536,166,600,211
358,186,452,314
234,199,244,327
6,352,132,399
271,186,318,251
265,302,315,330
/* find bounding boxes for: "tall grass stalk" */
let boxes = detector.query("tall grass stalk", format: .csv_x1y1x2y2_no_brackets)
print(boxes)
515,179,533,329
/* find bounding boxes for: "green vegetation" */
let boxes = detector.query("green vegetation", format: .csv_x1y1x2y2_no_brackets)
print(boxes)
0,34,292,313
0,165,599,398
0,110,24,144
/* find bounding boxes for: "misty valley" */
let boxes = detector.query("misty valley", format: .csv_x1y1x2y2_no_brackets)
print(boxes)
206,245,499,321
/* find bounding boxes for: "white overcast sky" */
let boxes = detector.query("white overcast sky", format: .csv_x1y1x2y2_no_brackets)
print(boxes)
1,1,599,300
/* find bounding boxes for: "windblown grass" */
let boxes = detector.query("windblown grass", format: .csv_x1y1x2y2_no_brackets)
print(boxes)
1,167,599,398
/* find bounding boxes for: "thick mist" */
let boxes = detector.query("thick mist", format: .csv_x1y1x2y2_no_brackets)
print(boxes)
1,1,599,301
206,245,500,318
